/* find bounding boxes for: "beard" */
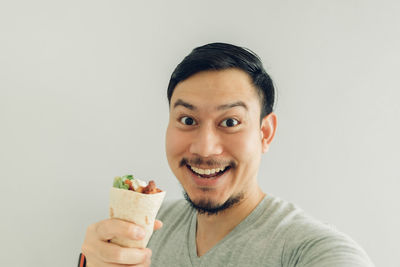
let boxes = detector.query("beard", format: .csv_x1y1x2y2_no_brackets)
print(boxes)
183,191,244,216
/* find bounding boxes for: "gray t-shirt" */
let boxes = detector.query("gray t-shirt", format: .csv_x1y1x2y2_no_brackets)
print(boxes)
148,195,374,267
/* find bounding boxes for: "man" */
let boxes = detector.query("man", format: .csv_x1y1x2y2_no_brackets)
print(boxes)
81,43,374,266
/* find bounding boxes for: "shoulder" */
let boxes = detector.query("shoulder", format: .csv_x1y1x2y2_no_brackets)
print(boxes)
262,196,375,267
283,223,374,266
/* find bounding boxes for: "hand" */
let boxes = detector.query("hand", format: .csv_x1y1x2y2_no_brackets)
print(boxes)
81,218,163,267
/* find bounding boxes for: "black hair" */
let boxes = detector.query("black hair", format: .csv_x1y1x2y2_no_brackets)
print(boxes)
167,42,275,120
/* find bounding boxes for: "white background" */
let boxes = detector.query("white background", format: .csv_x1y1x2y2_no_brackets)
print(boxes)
1,1,399,266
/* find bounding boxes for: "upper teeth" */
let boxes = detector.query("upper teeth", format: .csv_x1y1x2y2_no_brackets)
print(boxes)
190,166,226,175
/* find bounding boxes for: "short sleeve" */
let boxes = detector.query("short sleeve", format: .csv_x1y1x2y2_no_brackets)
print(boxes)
282,222,374,267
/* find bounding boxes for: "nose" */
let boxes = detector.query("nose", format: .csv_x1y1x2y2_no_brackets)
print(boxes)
189,123,223,157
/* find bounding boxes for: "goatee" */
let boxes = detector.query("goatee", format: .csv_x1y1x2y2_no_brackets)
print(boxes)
183,191,244,216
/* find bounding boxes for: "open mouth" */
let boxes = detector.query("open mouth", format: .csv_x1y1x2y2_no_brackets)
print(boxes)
186,164,231,179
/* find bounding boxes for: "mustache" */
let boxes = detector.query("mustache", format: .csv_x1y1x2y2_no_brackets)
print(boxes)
179,157,236,168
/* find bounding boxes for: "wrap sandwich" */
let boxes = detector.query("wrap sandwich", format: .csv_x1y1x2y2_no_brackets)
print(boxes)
109,175,166,248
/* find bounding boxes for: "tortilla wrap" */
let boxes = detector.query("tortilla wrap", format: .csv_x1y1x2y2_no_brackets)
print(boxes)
109,187,166,248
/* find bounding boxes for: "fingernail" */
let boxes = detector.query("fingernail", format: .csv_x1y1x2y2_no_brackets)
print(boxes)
135,229,145,239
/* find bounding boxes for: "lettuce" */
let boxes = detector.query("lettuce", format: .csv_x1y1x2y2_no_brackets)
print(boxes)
113,176,129,190
122,175,134,180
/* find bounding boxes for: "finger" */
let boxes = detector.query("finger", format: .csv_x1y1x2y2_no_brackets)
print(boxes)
144,249,152,266
96,219,145,241
87,256,136,267
128,249,152,267
96,240,150,265
154,220,163,231
86,259,141,267
88,256,138,267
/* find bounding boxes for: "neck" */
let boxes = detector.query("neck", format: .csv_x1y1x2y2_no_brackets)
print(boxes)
195,186,265,256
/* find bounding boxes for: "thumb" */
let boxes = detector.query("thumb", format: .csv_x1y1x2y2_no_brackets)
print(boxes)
154,220,163,231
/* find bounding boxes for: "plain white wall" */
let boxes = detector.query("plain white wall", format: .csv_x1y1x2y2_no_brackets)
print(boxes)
1,0,399,266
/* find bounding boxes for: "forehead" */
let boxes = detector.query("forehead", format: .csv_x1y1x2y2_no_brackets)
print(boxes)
171,69,260,109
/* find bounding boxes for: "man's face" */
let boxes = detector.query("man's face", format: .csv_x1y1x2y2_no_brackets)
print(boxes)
166,69,274,211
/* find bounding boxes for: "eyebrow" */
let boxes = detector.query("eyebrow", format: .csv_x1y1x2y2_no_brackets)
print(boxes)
216,101,248,111
173,99,196,110
173,99,248,111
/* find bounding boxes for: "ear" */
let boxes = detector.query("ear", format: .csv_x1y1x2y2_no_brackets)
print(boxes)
260,112,277,153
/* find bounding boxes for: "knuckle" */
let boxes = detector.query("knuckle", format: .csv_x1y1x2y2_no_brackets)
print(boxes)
90,221,101,235
100,219,111,230
95,219,112,238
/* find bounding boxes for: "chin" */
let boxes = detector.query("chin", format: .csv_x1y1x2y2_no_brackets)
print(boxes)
186,184,227,203
183,190,244,216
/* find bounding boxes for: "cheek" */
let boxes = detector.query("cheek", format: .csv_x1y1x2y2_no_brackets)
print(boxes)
166,125,189,159
226,129,262,159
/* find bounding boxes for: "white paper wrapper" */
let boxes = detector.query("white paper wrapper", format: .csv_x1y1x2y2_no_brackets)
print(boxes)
109,187,166,248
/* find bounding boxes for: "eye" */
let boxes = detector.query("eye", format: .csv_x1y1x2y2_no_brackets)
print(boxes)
180,116,196,126
220,118,239,127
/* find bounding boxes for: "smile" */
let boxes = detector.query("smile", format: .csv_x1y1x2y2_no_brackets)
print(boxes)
187,164,231,179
